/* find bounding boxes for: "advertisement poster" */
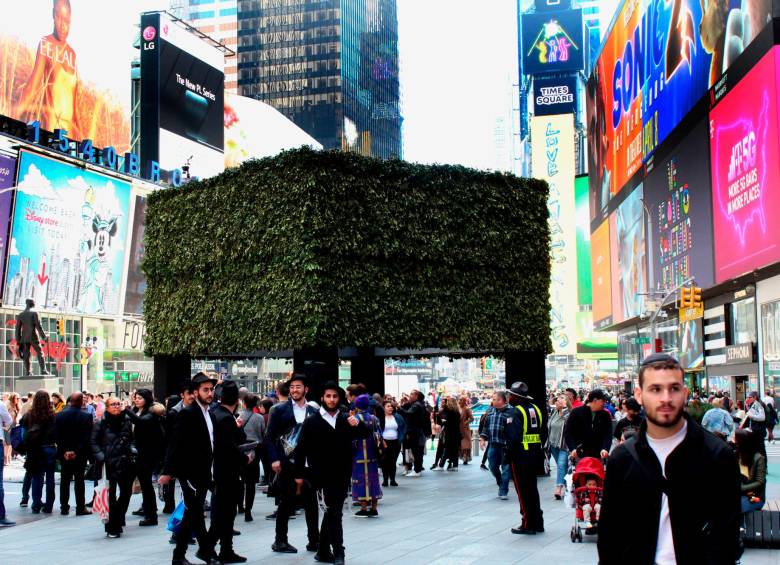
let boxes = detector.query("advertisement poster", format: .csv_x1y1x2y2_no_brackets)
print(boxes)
679,317,704,370
521,9,584,76
0,0,137,152
124,195,146,317
710,47,780,283
4,151,131,315
591,219,612,330
0,155,17,286
614,186,647,322
587,0,772,216
531,114,577,354
645,118,715,290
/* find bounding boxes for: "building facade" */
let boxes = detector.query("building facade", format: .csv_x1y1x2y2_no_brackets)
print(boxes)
236,0,401,159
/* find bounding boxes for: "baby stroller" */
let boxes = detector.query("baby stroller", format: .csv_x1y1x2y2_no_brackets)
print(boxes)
566,456,605,543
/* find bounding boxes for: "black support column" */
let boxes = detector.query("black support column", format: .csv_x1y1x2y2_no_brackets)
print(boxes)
294,346,339,401
153,354,191,402
350,346,385,396
504,349,546,408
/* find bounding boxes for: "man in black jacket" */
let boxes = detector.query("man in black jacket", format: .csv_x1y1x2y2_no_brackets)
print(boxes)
563,389,613,459
266,373,319,554
397,390,428,476
55,392,93,516
209,381,249,564
159,373,221,565
294,382,369,565
162,381,195,515
598,353,742,564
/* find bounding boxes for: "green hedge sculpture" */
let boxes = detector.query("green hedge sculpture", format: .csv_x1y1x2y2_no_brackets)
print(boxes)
142,147,552,356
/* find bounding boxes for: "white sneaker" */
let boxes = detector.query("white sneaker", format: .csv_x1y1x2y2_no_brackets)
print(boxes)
406,471,421,477
499,495,508,500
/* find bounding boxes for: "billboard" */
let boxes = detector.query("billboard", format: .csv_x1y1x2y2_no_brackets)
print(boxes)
521,9,584,76
124,195,146,317
710,47,780,283
679,317,704,370
0,155,16,287
141,12,224,180
535,0,572,11
533,75,577,116
0,0,137,153
645,118,715,290
587,0,772,217
591,219,612,330
614,185,647,323
4,151,131,315
531,114,577,354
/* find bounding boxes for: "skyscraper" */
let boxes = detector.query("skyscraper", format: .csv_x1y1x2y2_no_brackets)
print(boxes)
237,0,401,159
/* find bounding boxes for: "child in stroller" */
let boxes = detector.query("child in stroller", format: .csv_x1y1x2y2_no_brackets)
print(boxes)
568,456,605,542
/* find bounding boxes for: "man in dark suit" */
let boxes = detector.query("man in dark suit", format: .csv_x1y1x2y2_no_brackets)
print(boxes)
16,298,49,376
295,382,370,565
266,373,319,554
54,391,93,516
209,381,249,564
159,373,220,565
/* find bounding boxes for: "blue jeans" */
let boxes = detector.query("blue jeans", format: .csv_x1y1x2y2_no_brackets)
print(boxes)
31,446,57,512
741,495,765,513
487,444,511,496
0,441,5,519
550,446,569,486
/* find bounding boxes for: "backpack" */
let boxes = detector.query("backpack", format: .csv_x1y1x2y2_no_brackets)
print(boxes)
421,405,433,438
9,424,26,453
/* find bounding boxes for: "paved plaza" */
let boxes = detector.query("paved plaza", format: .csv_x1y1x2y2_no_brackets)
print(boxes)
1,446,779,565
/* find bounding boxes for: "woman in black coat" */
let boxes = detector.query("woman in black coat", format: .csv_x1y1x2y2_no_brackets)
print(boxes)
440,397,463,471
91,398,135,538
125,388,164,526
21,390,57,513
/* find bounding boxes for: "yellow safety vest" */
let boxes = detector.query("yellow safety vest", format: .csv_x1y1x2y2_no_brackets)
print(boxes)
516,403,543,450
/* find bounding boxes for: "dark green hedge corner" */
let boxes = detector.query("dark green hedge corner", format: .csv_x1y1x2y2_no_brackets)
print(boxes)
142,147,551,357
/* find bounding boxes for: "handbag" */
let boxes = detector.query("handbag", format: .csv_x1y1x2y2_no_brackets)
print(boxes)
92,466,110,524
167,500,186,533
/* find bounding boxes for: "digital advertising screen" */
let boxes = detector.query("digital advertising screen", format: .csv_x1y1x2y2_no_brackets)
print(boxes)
591,218,612,330
141,12,225,180
533,75,577,117
4,151,131,316
531,114,577,354
679,317,704,370
521,8,584,76
587,0,772,219
0,1,137,153
575,174,591,307
124,195,146,317
614,185,647,323
644,118,715,290
710,47,780,283
0,155,16,287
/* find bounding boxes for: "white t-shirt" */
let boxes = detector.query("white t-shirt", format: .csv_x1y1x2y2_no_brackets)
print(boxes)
293,401,307,424
383,415,399,440
647,421,688,565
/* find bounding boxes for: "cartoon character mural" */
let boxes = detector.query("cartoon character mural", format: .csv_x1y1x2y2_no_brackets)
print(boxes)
78,209,121,314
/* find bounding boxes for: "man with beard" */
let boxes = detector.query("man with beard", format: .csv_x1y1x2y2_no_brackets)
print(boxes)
598,354,742,564
294,382,370,565
266,373,319,554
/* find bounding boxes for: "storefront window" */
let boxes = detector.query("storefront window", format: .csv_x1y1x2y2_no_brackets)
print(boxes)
730,298,757,344
761,299,780,396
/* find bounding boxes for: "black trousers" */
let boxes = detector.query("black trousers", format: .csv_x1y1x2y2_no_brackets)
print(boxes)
275,469,318,545
174,479,213,560
381,440,401,482
106,475,133,535
135,457,157,518
60,457,87,511
209,481,240,553
433,435,446,467
163,477,177,511
243,456,260,512
508,454,544,531
410,443,425,473
317,486,347,557
19,341,46,375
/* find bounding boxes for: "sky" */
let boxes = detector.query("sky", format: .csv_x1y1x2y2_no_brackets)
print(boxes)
397,0,622,171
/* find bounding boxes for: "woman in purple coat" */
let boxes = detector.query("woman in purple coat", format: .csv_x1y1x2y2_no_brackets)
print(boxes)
351,394,383,517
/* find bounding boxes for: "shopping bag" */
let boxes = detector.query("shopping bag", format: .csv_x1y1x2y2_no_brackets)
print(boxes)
167,500,186,533
92,468,110,524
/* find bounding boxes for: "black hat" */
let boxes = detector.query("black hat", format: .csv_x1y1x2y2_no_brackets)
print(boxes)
587,389,607,403
640,352,680,367
192,372,218,386
322,380,341,394
507,381,532,399
220,381,239,405
288,373,307,386
624,397,641,411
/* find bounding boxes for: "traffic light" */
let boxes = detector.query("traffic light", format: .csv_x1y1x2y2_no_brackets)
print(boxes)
57,318,65,337
679,287,691,308
691,286,703,308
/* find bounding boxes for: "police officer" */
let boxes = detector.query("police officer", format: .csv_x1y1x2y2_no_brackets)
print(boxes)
505,381,547,535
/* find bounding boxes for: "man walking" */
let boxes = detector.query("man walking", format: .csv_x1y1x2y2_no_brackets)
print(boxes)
505,382,546,535
478,391,512,500
162,381,195,515
266,373,319,554
564,389,613,459
54,392,93,516
209,381,249,564
295,382,370,565
159,373,221,565
598,353,742,564
16,299,50,376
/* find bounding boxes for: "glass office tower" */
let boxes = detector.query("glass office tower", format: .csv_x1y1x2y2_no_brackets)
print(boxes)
237,0,401,159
